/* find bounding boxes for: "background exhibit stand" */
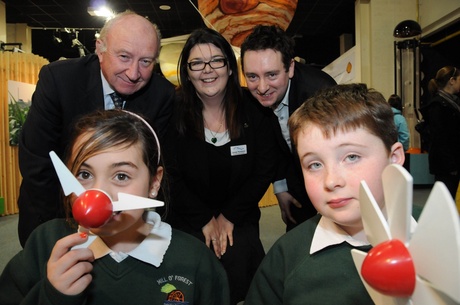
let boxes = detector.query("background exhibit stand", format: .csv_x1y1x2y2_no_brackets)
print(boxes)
393,21,434,186
0,51,48,216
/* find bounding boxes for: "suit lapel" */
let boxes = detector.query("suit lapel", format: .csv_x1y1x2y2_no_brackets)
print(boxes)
84,56,105,109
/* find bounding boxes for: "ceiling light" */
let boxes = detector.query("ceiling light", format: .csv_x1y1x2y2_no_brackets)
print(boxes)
87,6,115,18
159,5,171,11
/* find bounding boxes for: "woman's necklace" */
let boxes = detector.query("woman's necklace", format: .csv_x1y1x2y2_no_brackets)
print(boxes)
204,120,223,143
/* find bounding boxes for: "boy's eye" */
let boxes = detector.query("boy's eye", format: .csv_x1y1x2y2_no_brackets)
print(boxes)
308,162,322,171
346,154,360,162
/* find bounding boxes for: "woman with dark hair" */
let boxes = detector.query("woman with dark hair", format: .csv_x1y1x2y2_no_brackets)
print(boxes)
163,28,278,304
422,66,460,199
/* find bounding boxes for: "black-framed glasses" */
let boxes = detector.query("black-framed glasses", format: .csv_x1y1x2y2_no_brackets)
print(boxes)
187,58,227,71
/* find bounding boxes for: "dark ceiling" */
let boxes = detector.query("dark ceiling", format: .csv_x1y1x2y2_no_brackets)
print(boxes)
3,0,355,66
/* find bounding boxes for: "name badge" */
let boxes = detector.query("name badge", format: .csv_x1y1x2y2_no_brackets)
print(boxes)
230,145,247,156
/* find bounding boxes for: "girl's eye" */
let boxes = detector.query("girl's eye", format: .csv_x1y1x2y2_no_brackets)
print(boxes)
76,170,92,180
115,173,129,181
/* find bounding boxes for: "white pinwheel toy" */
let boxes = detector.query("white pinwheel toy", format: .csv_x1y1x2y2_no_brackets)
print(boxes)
351,164,460,305
49,151,164,229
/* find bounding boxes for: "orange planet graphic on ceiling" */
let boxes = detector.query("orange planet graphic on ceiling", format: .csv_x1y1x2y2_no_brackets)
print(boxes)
198,0,298,47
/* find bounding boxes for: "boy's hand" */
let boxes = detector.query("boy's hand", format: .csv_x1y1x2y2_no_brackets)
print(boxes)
47,232,95,295
275,191,302,225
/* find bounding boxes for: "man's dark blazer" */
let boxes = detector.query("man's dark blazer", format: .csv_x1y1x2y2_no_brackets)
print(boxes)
18,54,175,246
245,61,336,230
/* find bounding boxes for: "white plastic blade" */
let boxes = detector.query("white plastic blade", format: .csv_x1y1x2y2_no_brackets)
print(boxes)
382,164,412,245
360,181,391,245
112,193,164,211
351,249,407,305
411,276,458,305
409,182,460,303
49,151,85,196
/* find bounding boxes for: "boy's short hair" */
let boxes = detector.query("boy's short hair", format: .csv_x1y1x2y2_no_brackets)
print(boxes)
289,83,398,151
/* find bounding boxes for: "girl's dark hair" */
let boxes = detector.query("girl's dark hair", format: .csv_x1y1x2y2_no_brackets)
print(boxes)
176,28,243,139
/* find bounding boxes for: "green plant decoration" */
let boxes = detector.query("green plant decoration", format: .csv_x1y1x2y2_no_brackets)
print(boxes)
8,92,30,146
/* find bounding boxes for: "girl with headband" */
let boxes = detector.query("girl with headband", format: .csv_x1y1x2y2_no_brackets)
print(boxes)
0,109,230,305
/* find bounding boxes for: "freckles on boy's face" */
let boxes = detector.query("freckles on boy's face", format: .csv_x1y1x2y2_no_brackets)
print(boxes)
296,125,392,234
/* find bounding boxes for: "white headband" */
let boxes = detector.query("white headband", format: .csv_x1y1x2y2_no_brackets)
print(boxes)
122,110,161,165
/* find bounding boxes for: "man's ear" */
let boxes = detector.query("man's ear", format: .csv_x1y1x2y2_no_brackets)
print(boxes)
95,39,104,60
390,142,405,166
288,59,295,79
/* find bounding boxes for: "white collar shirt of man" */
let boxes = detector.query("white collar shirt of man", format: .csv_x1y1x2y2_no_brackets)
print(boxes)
272,79,292,150
101,70,125,110
272,79,292,195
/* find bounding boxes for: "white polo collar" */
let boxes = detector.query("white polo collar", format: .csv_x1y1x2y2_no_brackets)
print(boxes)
74,211,172,267
310,216,369,254
310,214,417,254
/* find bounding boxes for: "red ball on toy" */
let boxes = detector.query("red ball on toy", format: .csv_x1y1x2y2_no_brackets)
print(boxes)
72,189,113,228
361,239,416,297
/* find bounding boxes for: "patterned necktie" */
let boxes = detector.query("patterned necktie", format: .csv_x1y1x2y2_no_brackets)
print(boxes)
109,92,124,109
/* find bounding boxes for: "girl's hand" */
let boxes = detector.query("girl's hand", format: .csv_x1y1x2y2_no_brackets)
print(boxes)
47,232,95,295
202,217,221,258
216,214,234,256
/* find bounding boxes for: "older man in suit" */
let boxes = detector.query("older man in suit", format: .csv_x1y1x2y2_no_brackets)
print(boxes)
241,25,336,231
18,11,175,247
